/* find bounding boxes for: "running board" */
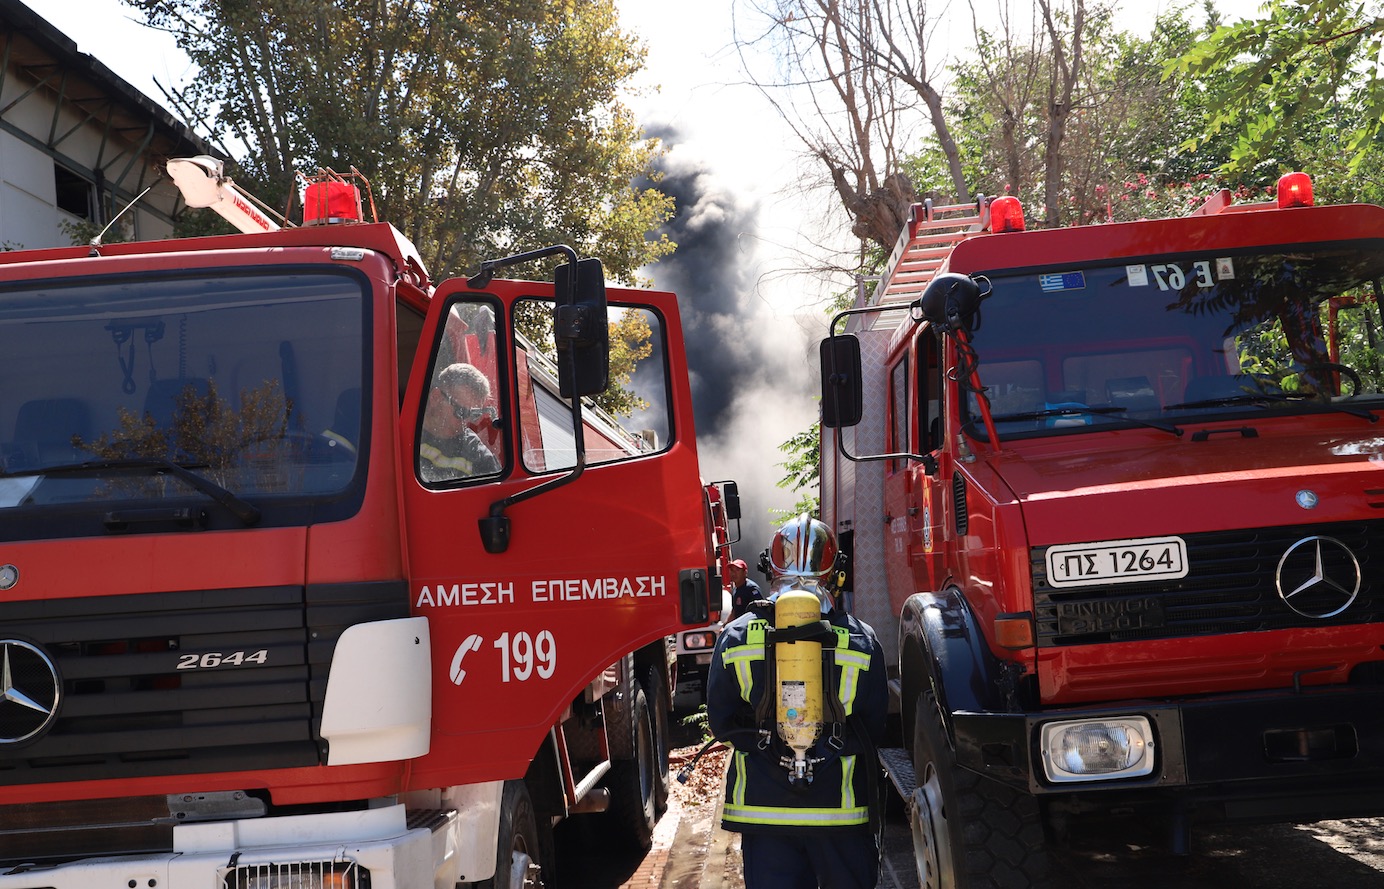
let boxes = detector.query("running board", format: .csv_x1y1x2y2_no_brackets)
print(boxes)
878,746,916,800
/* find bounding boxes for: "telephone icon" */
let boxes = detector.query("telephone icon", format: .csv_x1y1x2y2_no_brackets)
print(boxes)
449,634,484,685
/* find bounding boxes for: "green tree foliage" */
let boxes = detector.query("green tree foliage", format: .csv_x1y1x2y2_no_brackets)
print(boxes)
129,0,674,282
907,5,1234,228
604,309,652,416
772,425,820,519
1170,1,1384,176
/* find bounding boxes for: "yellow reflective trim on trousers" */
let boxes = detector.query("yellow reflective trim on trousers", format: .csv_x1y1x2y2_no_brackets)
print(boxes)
722,803,871,827
841,754,857,809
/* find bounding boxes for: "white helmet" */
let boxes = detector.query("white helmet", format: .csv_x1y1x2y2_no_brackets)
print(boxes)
770,513,836,579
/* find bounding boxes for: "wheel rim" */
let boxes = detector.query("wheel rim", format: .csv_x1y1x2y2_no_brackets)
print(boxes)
911,762,955,889
507,835,540,889
637,706,655,814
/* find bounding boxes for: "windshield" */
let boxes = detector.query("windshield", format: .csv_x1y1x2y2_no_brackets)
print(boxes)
960,242,1384,439
0,270,366,533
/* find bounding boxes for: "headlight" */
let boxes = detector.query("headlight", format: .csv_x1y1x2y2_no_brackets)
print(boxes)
1039,717,1155,783
681,631,716,650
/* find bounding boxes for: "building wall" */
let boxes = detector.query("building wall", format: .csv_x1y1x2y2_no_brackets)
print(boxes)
0,0,216,251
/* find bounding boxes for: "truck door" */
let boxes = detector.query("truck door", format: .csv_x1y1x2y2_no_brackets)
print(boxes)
400,280,708,787
883,331,950,604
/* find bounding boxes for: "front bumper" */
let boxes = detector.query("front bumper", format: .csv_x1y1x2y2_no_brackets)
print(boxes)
0,804,460,889
953,684,1384,822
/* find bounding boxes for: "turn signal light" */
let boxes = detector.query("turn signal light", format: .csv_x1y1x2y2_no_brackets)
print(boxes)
994,613,1034,649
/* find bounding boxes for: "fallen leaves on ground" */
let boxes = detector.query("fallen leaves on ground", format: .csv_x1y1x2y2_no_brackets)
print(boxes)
669,742,729,808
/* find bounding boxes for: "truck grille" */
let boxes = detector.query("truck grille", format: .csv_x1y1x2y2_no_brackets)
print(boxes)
1032,521,1384,646
0,582,407,785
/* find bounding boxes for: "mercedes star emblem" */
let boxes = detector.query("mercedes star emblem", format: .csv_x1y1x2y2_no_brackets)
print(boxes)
0,640,61,743
1275,536,1362,619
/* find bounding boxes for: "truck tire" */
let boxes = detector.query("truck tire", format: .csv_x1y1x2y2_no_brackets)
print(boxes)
481,779,544,889
641,664,671,815
604,684,657,852
911,691,1050,889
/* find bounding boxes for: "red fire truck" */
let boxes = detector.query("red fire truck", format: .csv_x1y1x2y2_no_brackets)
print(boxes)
672,480,739,703
0,160,727,888
819,174,1384,887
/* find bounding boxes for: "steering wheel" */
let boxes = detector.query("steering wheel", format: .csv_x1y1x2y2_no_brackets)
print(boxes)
1303,362,1363,397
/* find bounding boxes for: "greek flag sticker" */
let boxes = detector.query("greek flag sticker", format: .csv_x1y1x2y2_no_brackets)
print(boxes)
1039,271,1086,292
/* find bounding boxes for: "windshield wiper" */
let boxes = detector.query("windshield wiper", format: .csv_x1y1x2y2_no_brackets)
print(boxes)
1166,391,1377,422
1,458,261,526
988,405,1184,437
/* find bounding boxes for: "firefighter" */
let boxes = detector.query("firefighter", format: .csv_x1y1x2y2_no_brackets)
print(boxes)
420,362,500,481
727,557,762,619
706,514,888,889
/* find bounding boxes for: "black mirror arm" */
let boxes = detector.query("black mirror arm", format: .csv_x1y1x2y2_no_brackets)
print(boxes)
481,344,587,553
825,306,940,474
467,244,579,290
472,244,586,554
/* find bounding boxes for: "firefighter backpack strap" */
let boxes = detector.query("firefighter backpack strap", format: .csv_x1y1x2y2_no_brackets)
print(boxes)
745,618,777,728
821,634,849,727
723,618,769,705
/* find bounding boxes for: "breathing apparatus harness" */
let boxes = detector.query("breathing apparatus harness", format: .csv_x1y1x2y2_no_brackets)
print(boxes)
678,594,847,787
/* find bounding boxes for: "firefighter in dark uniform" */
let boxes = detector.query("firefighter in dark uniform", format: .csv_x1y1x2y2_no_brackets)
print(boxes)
706,514,888,889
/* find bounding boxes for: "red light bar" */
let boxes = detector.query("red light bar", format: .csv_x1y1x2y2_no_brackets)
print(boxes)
989,195,1026,232
1276,172,1314,209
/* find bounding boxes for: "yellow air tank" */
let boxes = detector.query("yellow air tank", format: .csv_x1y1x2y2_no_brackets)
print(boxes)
775,587,825,782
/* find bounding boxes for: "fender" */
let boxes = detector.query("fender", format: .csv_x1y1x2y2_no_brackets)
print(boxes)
898,585,1011,743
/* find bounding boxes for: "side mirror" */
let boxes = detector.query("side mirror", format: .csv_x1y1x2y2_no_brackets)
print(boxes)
553,258,610,398
722,481,742,521
820,335,863,428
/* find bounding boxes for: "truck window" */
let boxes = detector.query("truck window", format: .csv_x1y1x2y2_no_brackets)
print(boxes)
0,270,368,535
889,355,908,470
513,298,670,473
396,299,425,405
960,243,1384,439
416,297,506,485
920,331,945,452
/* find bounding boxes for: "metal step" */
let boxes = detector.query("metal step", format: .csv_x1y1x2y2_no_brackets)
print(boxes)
878,746,916,800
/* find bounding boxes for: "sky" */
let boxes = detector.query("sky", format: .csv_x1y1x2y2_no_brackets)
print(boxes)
28,0,1268,568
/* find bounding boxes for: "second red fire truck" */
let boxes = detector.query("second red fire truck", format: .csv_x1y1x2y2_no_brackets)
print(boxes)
821,174,1384,887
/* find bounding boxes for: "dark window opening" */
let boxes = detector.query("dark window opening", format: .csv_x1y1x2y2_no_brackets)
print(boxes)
54,165,94,219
